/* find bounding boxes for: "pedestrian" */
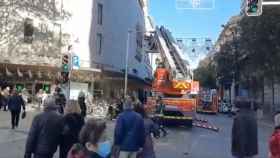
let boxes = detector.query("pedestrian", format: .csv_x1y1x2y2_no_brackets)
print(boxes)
115,98,124,117
2,86,10,111
24,96,63,158
37,89,44,109
79,119,111,158
41,90,48,107
154,97,167,137
0,87,3,110
134,104,159,158
54,87,66,114
269,111,280,158
78,91,87,118
231,96,258,158
60,100,85,158
113,96,145,158
7,89,26,129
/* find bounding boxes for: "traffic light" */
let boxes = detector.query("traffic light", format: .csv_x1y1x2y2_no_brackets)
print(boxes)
62,54,70,72
15,84,24,93
61,72,69,84
43,84,51,93
246,0,262,16
61,54,70,84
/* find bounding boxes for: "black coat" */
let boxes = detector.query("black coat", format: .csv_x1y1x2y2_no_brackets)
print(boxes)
78,97,87,117
7,95,25,111
24,108,63,158
60,113,85,158
232,108,258,157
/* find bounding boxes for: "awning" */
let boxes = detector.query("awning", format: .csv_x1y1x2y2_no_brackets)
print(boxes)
102,70,152,87
0,63,102,83
0,63,59,82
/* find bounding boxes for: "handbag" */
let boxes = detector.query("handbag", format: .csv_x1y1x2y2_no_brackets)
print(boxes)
21,111,26,119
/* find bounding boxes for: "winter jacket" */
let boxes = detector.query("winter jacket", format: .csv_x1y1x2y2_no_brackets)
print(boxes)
24,107,63,158
78,97,87,117
8,95,25,111
232,108,258,157
269,128,280,158
114,109,145,152
60,113,85,158
140,118,159,158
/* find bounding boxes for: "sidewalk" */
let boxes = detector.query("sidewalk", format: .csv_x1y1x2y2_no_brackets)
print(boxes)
258,110,274,128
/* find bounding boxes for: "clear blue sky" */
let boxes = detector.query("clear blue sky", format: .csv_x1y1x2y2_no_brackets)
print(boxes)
149,0,241,41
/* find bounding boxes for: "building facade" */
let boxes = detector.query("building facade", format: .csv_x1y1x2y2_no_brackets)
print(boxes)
0,0,153,100
89,0,153,99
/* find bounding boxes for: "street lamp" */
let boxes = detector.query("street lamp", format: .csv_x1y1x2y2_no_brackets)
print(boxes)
124,30,155,97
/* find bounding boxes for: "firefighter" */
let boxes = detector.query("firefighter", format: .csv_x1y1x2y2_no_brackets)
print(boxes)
154,97,167,137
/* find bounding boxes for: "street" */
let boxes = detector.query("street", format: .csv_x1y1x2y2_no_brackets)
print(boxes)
0,107,273,158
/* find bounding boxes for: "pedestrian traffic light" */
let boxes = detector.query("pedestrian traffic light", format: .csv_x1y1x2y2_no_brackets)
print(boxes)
42,84,50,93
62,54,70,72
15,84,24,93
61,72,69,84
246,0,262,16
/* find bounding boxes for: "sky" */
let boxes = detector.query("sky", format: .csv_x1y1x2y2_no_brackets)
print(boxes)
149,0,241,41
149,0,241,68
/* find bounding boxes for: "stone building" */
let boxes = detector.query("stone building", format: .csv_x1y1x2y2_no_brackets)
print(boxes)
0,0,153,100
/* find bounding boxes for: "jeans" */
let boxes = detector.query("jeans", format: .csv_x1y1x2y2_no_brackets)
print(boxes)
10,110,20,128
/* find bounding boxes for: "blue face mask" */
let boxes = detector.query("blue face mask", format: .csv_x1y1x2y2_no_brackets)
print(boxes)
97,141,111,158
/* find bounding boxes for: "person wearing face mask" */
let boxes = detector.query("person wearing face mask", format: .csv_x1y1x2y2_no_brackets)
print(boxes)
79,119,111,158
24,96,64,158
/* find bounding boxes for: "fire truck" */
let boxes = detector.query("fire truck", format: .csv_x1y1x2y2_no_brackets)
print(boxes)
145,64,199,126
145,26,199,127
196,89,219,114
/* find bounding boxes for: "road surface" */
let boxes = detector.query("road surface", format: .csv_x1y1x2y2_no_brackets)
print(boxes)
0,107,273,158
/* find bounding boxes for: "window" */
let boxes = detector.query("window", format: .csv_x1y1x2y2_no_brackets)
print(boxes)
24,18,34,43
96,33,102,55
97,3,103,25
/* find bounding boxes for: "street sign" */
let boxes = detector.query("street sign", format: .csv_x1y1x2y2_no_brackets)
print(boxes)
72,55,80,69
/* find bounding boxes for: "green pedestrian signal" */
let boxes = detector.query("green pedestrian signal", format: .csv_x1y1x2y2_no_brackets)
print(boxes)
63,64,69,72
43,84,50,93
246,0,262,16
16,84,24,92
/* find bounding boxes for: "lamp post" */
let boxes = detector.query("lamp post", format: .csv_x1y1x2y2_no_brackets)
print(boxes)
124,30,132,97
124,30,155,97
